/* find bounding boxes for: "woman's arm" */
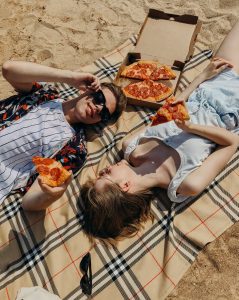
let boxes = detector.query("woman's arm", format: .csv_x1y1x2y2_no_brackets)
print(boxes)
2,60,100,93
21,175,72,211
176,120,238,146
176,57,233,102
176,120,239,196
122,126,147,153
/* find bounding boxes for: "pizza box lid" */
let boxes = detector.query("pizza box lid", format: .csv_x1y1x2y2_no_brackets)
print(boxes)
114,9,201,109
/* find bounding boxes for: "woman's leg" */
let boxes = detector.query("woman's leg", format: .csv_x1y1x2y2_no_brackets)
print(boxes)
215,21,239,74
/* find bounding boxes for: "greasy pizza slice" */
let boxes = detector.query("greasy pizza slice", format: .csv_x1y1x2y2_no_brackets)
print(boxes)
150,65,176,80
151,97,190,126
32,156,71,187
122,80,173,102
121,60,158,80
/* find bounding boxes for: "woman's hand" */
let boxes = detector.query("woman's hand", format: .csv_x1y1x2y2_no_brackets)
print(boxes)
38,172,73,200
174,119,192,131
202,57,233,80
69,72,100,92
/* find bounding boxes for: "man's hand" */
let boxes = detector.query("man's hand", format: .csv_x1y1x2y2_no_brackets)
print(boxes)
202,57,233,81
38,172,73,200
69,72,100,92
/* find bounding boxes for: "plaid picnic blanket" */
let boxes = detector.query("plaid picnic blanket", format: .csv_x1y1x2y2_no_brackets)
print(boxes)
0,36,238,300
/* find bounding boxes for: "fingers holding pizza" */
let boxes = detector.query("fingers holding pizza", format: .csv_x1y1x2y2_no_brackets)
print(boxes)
38,171,73,199
150,96,190,126
22,158,73,211
32,156,72,187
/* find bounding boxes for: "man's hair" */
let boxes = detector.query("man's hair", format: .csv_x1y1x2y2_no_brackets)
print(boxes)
78,180,154,246
101,82,127,121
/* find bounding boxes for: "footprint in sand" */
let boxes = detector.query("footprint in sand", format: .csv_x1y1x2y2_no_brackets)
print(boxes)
37,49,53,61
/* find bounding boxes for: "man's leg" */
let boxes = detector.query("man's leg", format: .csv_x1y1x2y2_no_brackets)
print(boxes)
215,21,239,74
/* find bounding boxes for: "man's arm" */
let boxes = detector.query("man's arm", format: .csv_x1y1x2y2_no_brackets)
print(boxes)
2,60,100,93
21,175,72,211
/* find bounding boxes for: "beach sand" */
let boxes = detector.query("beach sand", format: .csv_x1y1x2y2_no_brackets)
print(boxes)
0,0,239,298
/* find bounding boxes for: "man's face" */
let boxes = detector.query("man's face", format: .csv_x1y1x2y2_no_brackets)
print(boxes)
75,88,117,124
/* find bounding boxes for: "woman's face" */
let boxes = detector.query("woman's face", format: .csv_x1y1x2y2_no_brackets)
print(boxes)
94,160,132,192
75,88,117,124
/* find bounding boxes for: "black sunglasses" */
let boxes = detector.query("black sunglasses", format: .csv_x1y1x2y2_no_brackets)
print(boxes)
80,252,92,295
92,90,111,122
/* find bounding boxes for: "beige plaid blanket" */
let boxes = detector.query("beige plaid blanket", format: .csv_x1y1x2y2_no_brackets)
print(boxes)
0,36,238,300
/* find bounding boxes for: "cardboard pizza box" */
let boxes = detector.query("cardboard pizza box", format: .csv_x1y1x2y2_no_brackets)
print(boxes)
114,9,201,109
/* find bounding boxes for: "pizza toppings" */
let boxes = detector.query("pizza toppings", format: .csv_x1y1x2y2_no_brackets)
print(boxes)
123,80,173,102
32,156,71,187
150,97,190,126
121,60,176,81
150,65,176,80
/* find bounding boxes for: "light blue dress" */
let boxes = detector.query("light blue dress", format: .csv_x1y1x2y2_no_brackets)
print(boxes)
124,69,239,203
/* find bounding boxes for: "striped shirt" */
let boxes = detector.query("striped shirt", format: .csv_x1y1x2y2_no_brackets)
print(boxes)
0,99,75,204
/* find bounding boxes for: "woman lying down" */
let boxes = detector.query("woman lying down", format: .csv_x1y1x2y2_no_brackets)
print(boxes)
23,21,239,245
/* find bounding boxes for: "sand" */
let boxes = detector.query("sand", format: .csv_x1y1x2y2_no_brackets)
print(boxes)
0,0,239,298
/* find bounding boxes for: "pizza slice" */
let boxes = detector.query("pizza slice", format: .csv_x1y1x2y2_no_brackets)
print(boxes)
121,60,176,81
32,156,71,187
122,80,173,102
150,65,176,80
150,97,190,126
121,60,158,80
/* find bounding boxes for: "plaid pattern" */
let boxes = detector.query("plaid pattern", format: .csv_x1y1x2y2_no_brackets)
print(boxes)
1,37,239,300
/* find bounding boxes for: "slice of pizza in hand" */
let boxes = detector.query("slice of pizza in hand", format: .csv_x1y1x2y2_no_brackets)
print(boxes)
32,156,71,187
150,97,190,126
122,80,173,102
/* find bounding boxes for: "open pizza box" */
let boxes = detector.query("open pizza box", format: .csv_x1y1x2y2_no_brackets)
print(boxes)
114,9,201,109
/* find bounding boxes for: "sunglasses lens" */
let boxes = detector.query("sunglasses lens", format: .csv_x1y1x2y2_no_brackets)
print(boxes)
100,107,111,122
93,91,105,105
80,274,92,295
92,91,111,122
80,253,92,295
80,253,90,272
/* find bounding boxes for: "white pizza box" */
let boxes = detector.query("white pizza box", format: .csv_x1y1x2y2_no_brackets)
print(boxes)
114,9,201,109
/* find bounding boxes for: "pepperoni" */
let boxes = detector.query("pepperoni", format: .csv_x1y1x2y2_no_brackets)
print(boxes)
32,156,42,164
133,65,140,70
141,89,150,99
50,167,61,181
37,165,50,175
126,70,135,77
168,106,178,113
41,158,55,165
173,112,184,120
